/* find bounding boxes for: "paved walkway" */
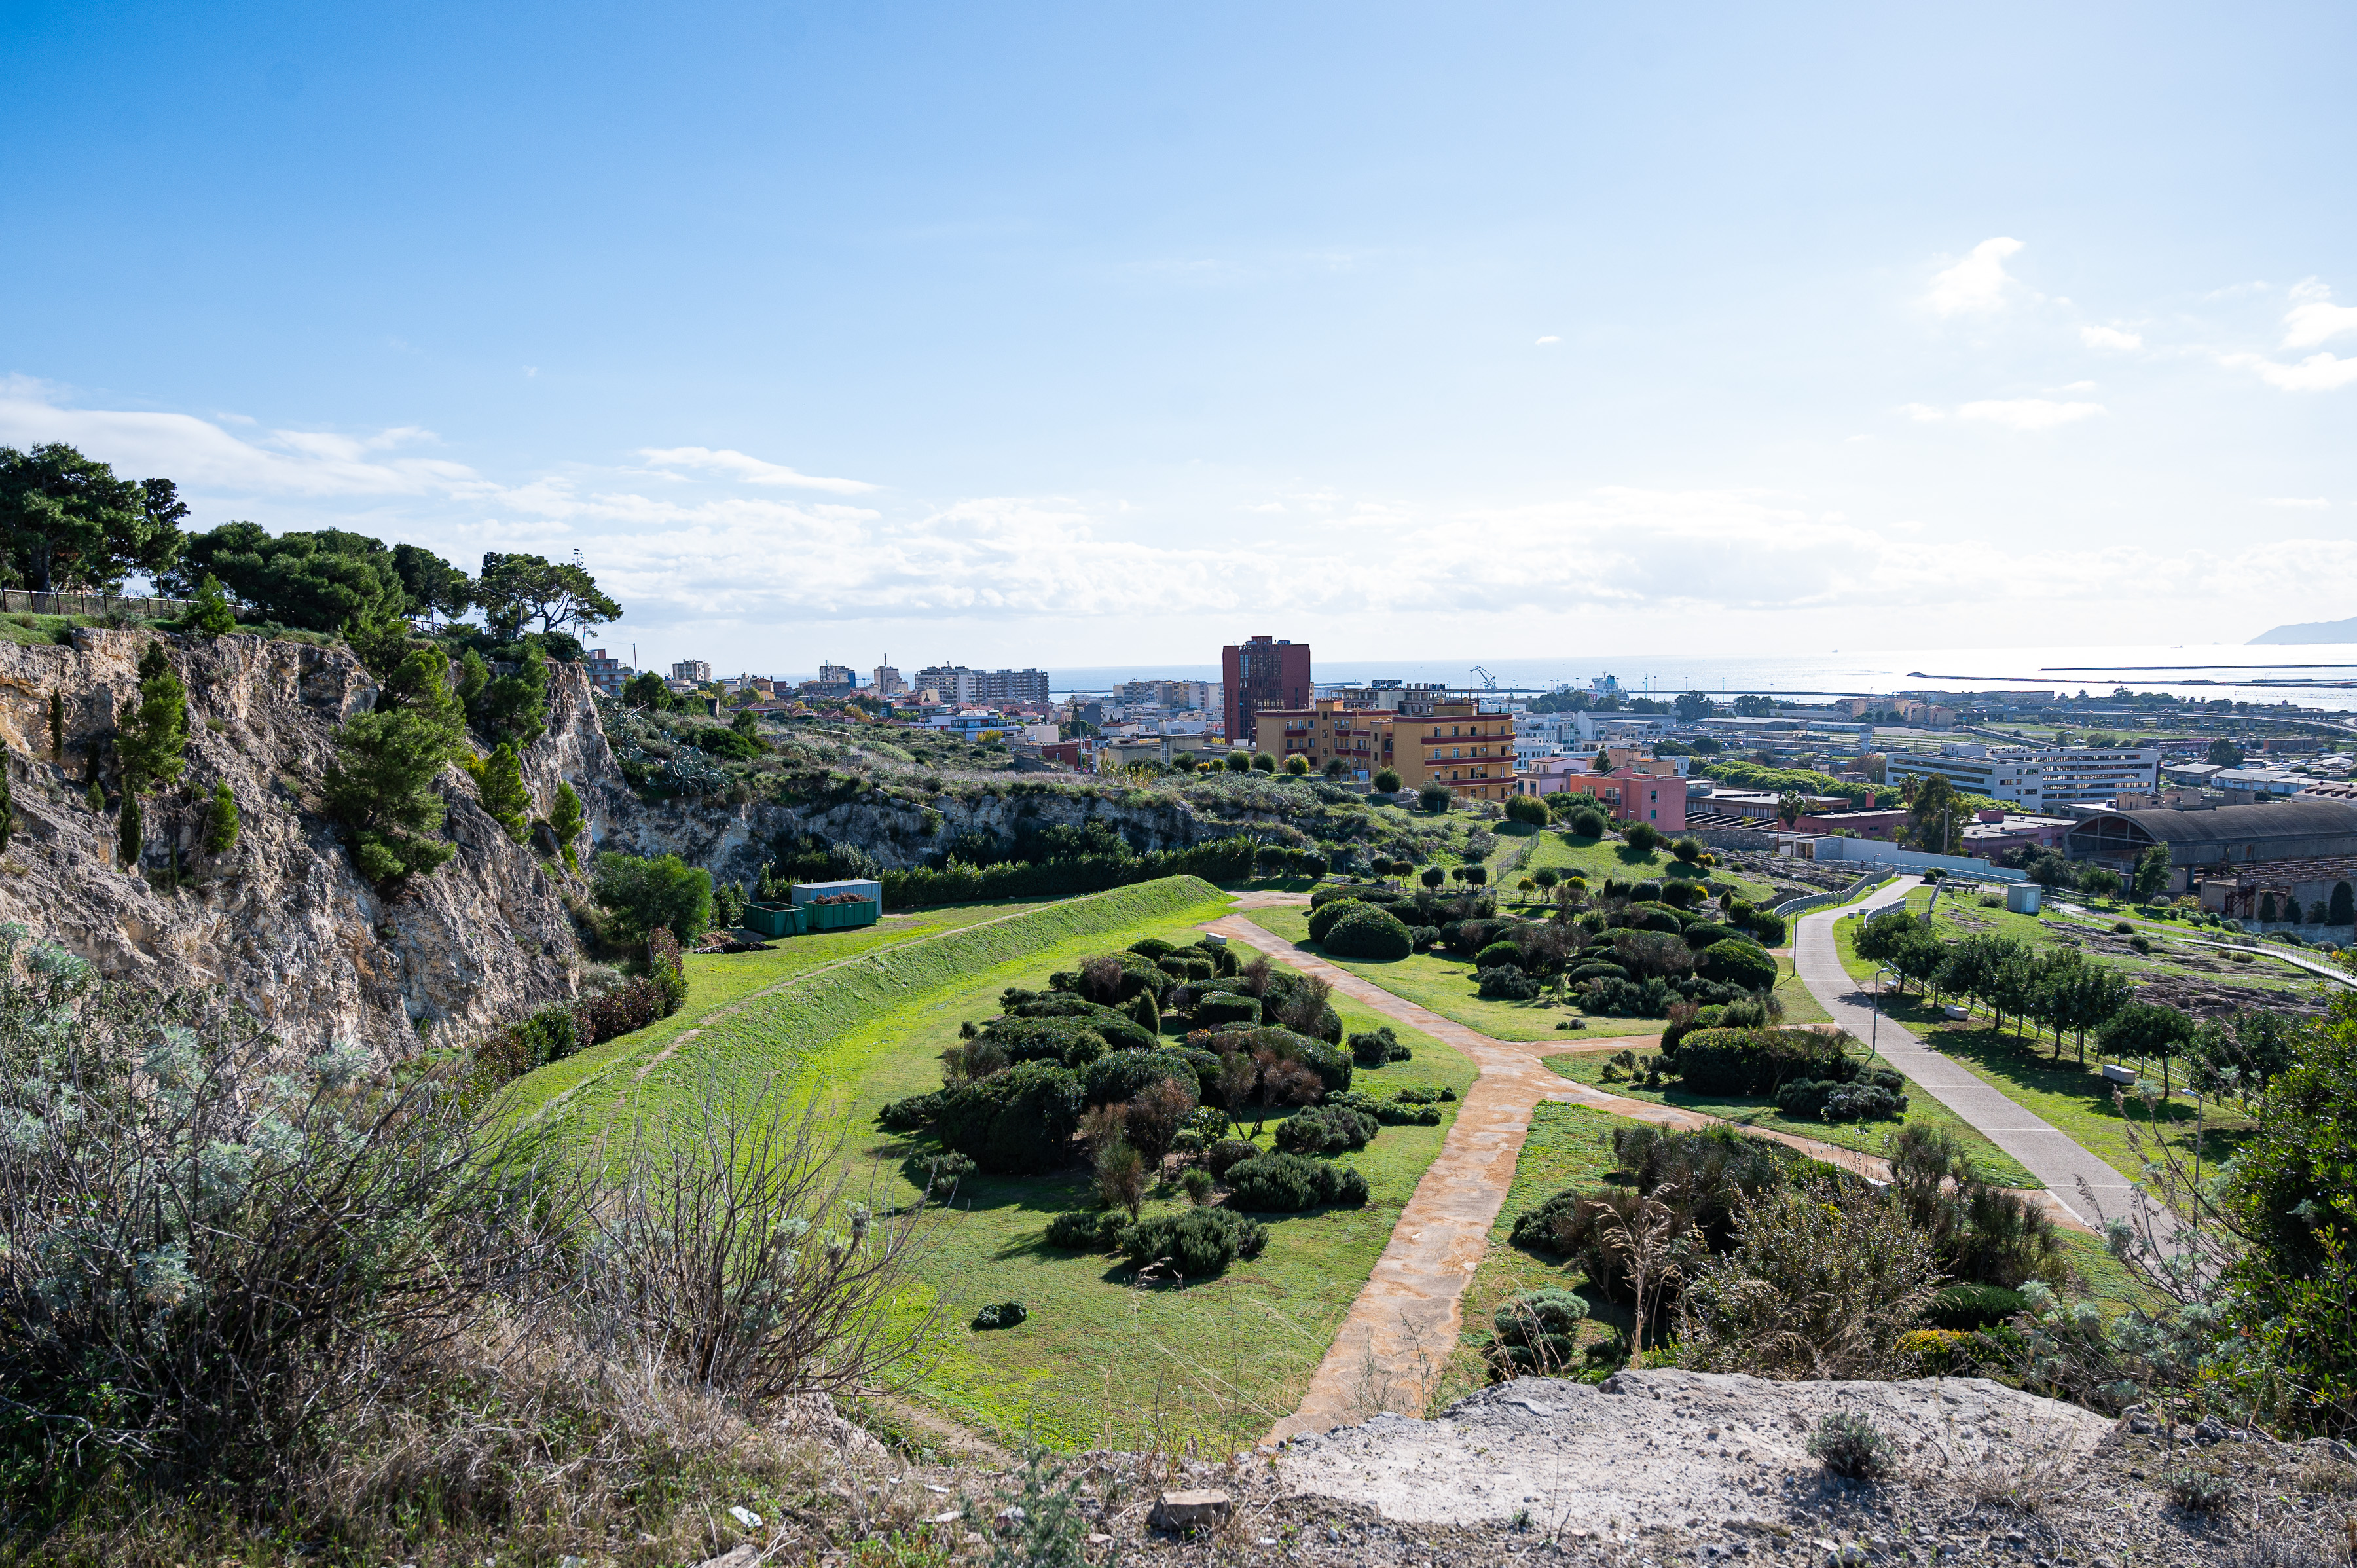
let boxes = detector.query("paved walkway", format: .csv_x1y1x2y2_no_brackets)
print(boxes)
1792,878,2136,1226
1206,912,1956,1444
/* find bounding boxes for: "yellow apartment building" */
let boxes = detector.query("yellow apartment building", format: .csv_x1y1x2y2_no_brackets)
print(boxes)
1259,697,1518,803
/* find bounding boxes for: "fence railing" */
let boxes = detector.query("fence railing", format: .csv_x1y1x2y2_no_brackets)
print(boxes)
0,590,196,619
1772,869,1895,919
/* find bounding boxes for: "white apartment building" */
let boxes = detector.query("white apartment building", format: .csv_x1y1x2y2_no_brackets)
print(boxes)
1114,678,1220,711
873,663,907,697
670,659,712,684
817,662,856,687
1885,744,2160,811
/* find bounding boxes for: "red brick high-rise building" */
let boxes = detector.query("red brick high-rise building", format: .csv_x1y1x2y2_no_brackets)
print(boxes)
1221,634,1311,746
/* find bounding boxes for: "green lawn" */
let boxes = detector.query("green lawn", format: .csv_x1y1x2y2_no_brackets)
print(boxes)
1520,828,1776,903
1827,900,2260,1182
1843,886,2313,994
1542,1047,2043,1188
507,877,1480,1454
1239,905,1645,1044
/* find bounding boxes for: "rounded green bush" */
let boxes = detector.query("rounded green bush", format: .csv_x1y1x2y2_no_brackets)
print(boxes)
1306,896,1369,943
1505,794,1548,826
1116,1207,1267,1276
1081,1048,1200,1107
934,1060,1084,1173
1696,939,1778,991
1475,939,1524,970
1373,767,1402,792
1195,993,1261,1029
1223,1151,1364,1211
1323,903,1415,960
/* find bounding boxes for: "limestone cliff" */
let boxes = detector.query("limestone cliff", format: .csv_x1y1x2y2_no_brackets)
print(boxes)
0,629,587,1056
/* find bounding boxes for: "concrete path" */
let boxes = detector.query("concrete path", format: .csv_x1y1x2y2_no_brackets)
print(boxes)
1206,912,1958,1444
1792,878,2137,1226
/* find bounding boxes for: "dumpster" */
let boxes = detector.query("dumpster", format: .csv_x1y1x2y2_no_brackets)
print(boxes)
744,901,806,938
792,879,882,930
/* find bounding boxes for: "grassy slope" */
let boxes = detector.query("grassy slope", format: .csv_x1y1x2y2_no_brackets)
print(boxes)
507,878,1481,1453
1240,905,1622,1044
1521,828,1777,903
1542,1047,2043,1188
1828,898,2262,1182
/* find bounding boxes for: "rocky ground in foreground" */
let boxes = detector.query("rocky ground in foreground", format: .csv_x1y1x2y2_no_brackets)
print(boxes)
708,1372,2353,1568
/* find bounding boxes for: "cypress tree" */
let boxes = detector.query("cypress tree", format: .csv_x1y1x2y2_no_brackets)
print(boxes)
85,778,105,814
204,780,240,854
0,758,14,852
46,689,62,760
117,790,142,871
473,742,532,843
548,780,587,870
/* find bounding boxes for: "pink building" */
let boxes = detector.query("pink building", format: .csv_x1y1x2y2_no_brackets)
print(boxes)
1524,767,1688,831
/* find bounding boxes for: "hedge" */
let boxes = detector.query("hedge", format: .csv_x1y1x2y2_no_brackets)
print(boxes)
974,1015,1112,1068
1695,939,1778,991
1222,1152,1370,1211
934,1059,1084,1172
1475,939,1524,971
1323,903,1414,960
1207,1026,1353,1093
879,835,1258,909
1196,993,1261,1029
1082,1048,1202,1107
1672,1027,1855,1098
1116,1207,1268,1276
1273,1103,1378,1154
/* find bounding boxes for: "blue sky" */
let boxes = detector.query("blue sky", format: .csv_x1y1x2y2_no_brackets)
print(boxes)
5,1,2354,678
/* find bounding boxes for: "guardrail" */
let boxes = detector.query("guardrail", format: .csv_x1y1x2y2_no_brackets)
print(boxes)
1772,869,1896,919
0,589,196,619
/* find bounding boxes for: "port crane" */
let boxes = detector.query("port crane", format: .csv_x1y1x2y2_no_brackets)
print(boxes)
1470,666,1501,691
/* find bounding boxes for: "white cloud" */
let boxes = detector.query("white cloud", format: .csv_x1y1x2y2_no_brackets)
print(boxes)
0,375,483,497
1956,398,2106,431
2223,350,2357,392
1899,403,1945,422
2079,325,2142,350
1926,237,2024,316
635,445,877,494
1535,335,1560,345
2282,278,2357,349
2261,496,2330,509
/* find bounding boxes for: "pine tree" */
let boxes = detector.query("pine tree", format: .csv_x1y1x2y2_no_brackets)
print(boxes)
117,642,188,791
187,572,238,639
471,742,532,843
204,780,239,854
323,653,466,886
86,778,105,814
117,789,142,871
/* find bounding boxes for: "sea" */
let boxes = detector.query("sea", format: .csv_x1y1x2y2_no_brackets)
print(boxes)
1043,642,2357,718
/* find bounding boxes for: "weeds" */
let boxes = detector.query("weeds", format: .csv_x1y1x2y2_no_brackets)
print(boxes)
1808,1413,1895,1481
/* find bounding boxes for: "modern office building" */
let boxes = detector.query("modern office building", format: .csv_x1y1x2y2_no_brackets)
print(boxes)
1885,744,2159,811
1222,635,1311,745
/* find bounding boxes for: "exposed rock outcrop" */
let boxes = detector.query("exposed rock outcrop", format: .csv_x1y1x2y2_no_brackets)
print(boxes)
0,629,587,1057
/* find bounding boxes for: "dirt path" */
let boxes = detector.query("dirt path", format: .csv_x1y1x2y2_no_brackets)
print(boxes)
1201,913,1937,1444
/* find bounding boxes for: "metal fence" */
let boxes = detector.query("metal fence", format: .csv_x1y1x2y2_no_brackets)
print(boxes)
0,590,196,619
1771,869,1895,919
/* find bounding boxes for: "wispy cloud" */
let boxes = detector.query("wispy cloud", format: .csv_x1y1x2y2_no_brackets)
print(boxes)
1899,403,1945,422
2261,496,2330,509
1535,335,1560,345
2079,324,2142,350
1956,398,2106,431
2282,279,2357,349
1926,237,2024,316
2223,350,2357,392
635,445,877,494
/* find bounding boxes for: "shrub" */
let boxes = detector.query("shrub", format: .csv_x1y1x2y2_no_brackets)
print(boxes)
1567,960,1630,983
1327,1089,1440,1127
1612,928,1694,976
1196,993,1260,1028
2163,1468,2234,1514
1181,1166,1215,1205
1213,1025,1353,1093
203,780,239,854
594,850,716,947
1116,1207,1267,1277
1418,783,1451,812
979,1016,1114,1069
1681,921,1744,950
972,1301,1028,1330
1675,1027,1854,1097
1306,896,1369,943
1565,806,1609,838
1222,1152,1368,1211
1274,1104,1379,1154
1488,1286,1590,1375
935,1060,1084,1173
1696,939,1777,991
1623,822,1663,852
1081,1048,1199,1106
1926,1283,2029,1330
1476,964,1541,1000
1323,903,1415,960
1505,794,1549,826
1476,939,1524,970
877,1088,942,1130
1349,1027,1400,1068
1044,1208,1126,1250
1808,1413,1895,1480
1374,767,1402,792
1207,1138,1262,1178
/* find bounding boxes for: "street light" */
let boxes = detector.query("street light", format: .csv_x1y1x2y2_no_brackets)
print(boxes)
1871,966,1899,1057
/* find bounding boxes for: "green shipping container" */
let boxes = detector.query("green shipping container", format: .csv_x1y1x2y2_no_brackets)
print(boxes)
802,898,879,931
744,902,806,938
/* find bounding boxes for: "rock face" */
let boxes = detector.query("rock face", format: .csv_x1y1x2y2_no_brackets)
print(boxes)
0,629,590,1057
0,627,1226,1057
1276,1370,2113,1533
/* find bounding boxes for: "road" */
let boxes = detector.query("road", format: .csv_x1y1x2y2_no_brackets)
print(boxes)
1791,877,2138,1226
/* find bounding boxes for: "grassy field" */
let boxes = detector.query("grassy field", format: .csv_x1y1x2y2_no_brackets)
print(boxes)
1827,898,2262,1182
1838,886,2314,993
1542,1046,2043,1188
506,877,1480,1453
1520,828,1776,903
1239,905,1635,1044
